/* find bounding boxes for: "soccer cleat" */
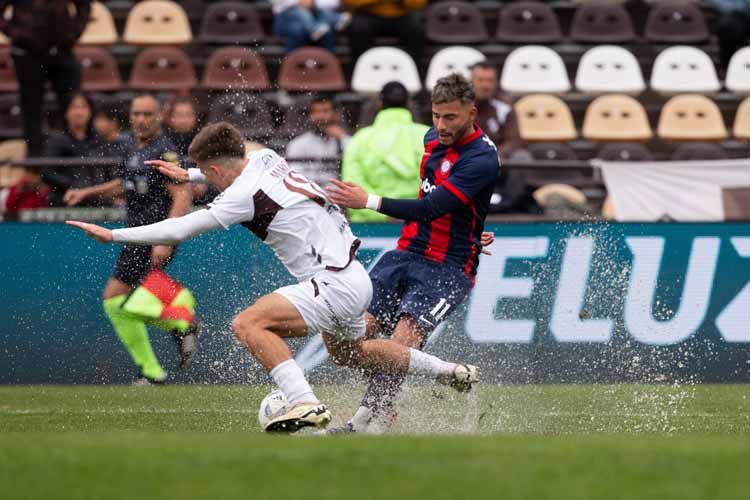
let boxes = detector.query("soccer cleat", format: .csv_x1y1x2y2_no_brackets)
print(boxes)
264,402,332,433
172,320,202,370
442,364,479,393
132,374,166,386
316,422,356,436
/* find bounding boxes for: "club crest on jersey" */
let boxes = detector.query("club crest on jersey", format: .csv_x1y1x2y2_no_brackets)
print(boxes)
440,160,452,173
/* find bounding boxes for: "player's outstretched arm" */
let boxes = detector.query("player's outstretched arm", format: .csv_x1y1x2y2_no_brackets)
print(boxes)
66,221,114,243
145,159,191,183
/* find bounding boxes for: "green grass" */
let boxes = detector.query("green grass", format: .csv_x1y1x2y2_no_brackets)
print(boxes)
1,384,749,500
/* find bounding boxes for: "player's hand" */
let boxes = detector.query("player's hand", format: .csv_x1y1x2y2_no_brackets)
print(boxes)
65,220,113,243
145,159,189,183
151,245,173,268
480,231,494,255
326,179,368,209
63,188,89,206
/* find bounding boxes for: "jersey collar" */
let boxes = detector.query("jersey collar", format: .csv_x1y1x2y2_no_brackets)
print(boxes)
453,123,483,148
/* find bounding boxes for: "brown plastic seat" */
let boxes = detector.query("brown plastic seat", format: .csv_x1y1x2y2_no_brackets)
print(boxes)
79,1,119,46
496,1,562,44
279,47,346,92
657,94,727,141
732,97,750,139
202,47,269,91
671,142,727,161
526,143,584,186
426,2,489,44
0,48,17,92
0,139,26,188
128,48,197,90
570,3,635,43
123,0,192,46
199,2,264,45
582,95,652,141
208,93,274,140
645,1,708,44
0,94,23,138
597,143,654,162
75,47,123,91
515,94,576,142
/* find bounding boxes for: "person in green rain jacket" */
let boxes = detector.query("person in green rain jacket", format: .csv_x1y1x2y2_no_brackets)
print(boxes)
342,81,429,222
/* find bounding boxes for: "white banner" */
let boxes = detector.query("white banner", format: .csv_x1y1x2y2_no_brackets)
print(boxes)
599,159,750,221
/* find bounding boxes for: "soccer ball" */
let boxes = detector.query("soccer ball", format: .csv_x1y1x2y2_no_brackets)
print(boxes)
258,389,288,429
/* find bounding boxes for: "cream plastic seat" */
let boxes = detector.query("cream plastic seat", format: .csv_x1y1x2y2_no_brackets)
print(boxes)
515,94,577,142
123,0,192,46
732,97,750,139
79,1,118,46
657,94,727,141
582,94,653,141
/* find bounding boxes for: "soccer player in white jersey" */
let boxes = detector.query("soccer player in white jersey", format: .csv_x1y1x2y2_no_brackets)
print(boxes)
67,122,478,433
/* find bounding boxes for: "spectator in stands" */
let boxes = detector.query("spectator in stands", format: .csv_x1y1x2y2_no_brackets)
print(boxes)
286,94,350,187
471,62,524,160
344,0,425,70
341,81,428,222
0,1,91,156
41,92,112,207
93,100,132,156
0,168,49,216
272,0,351,53
164,96,199,158
710,0,750,73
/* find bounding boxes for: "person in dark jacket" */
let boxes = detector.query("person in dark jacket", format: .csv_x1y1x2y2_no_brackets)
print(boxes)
42,92,109,206
0,0,91,156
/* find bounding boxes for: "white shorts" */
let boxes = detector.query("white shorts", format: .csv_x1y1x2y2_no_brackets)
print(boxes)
275,260,373,340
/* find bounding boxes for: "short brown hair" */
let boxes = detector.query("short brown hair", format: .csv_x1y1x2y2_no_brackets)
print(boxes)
188,122,245,163
432,73,475,105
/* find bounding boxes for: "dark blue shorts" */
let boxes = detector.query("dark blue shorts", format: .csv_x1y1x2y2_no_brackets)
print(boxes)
368,249,473,336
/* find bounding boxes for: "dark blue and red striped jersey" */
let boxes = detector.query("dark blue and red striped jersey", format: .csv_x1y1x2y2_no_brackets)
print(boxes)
396,124,500,277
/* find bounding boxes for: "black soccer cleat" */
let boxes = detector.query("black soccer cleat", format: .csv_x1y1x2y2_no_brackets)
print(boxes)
172,320,202,370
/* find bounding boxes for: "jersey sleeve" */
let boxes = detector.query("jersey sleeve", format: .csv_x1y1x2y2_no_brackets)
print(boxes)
207,173,256,229
442,150,500,205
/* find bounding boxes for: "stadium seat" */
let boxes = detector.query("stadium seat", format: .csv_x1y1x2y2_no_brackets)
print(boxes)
0,139,26,188
123,0,193,46
199,2,264,45
279,47,346,92
500,46,570,94
0,48,17,92
78,1,119,46
128,48,197,91
351,47,421,94
671,142,728,161
644,1,708,44
582,95,653,141
0,94,23,138
657,94,728,141
528,142,578,161
425,46,486,91
202,47,269,91
75,47,123,92
0,33,7,46
650,46,720,95
725,47,750,95
569,3,635,43
597,143,654,162
732,97,750,139
208,93,274,141
496,1,562,43
275,99,312,142
514,94,577,142
425,2,488,44
575,45,645,95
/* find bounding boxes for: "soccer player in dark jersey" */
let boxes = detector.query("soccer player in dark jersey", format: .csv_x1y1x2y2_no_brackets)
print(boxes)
63,94,200,384
326,73,500,433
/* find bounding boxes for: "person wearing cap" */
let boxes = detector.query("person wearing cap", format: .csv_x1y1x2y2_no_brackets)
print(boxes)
341,81,429,223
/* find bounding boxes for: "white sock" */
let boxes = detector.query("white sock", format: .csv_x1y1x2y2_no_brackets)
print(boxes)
348,406,372,432
269,359,319,406
407,349,456,378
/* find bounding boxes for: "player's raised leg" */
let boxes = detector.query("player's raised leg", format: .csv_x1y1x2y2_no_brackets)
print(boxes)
231,293,331,433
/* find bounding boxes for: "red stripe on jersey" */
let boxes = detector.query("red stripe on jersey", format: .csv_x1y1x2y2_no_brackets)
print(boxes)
397,221,419,251
420,140,439,183
424,213,452,263
443,181,469,204
464,200,479,276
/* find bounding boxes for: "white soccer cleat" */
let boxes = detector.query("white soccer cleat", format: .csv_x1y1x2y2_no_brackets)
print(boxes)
264,402,332,433
441,364,479,393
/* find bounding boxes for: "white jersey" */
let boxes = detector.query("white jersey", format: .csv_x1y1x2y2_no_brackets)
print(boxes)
208,149,360,282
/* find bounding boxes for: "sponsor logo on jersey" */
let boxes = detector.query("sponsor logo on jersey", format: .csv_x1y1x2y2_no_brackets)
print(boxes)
421,177,437,194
